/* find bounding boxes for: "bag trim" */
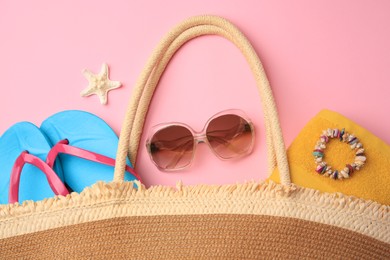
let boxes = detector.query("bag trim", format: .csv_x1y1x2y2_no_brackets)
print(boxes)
0,181,389,243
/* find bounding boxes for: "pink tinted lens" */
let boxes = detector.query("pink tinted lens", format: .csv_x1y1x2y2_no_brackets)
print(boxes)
206,114,253,159
149,125,194,170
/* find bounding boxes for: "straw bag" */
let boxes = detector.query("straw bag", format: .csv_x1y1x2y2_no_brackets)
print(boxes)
1,15,389,259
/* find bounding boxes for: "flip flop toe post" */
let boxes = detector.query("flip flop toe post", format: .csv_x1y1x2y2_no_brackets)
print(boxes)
41,110,138,193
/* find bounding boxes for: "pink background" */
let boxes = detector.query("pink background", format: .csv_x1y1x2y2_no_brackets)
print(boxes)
1,1,389,187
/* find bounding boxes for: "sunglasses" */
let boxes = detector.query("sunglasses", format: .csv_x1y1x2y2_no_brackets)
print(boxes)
146,110,255,171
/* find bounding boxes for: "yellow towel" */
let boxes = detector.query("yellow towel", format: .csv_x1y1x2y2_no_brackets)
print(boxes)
269,109,390,205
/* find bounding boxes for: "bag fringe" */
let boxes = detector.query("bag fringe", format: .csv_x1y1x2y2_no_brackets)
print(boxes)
0,181,388,242
1,180,388,218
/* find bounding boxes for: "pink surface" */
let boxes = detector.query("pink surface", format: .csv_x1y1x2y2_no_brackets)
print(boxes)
1,1,389,187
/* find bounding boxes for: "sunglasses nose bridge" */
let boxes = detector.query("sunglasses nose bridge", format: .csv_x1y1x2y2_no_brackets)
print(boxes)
193,133,208,144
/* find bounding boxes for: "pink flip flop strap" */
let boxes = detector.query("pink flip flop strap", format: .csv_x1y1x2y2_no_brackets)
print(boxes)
9,151,69,204
47,140,141,182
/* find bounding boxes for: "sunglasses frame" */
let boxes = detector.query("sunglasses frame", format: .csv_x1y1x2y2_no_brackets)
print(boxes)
145,109,255,171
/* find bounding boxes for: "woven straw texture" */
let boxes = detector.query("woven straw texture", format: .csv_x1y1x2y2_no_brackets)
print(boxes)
0,181,389,259
0,15,389,259
1,216,389,259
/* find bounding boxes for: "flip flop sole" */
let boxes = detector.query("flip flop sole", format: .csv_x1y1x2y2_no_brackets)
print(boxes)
0,122,64,204
41,110,137,192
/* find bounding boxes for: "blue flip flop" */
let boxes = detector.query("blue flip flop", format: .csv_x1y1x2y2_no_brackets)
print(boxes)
0,122,65,204
40,110,138,193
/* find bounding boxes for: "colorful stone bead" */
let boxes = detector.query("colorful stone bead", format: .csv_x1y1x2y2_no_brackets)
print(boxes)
348,136,357,145
339,128,345,141
320,135,329,143
313,150,324,157
316,162,328,174
355,161,365,168
346,164,354,174
333,129,339,138
356,148,365,156
340,170,349,179
356,156,366,162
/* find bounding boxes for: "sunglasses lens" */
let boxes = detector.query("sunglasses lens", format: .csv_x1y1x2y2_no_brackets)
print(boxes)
149,125,194,170
206,114,253,159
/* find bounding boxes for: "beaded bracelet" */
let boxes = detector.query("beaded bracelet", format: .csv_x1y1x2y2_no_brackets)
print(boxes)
313,128,366,180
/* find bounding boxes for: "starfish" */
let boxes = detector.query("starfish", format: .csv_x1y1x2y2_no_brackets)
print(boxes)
81,63,122,105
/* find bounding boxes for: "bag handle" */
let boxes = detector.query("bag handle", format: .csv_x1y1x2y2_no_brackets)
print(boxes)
113,15,291,186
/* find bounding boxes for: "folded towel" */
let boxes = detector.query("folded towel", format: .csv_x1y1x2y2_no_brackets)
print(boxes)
269,109,390,205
